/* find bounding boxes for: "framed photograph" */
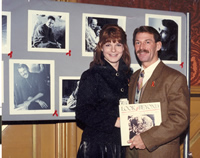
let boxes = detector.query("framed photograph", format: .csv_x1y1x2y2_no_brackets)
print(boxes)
82,13,126,56
9,59,55,115
28,10,69,53
145,14,181,64
59,76,80,117
2,11,11,54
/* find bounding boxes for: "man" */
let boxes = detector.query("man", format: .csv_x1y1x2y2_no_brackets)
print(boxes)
14,64,50,110
158,19,178,60
85,18,99,51
32,15,61,48
126,26,189,158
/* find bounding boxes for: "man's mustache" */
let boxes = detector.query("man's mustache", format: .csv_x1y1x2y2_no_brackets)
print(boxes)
136,49,149,54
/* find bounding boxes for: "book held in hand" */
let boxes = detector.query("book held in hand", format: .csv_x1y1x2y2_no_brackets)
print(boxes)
119,99,162,146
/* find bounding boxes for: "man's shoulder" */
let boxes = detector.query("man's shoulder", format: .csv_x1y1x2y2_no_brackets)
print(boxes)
155,62,187,83
129,69,140,85
161,62,185,76
131,69,140,77
36,24,46,31
29,72,41,80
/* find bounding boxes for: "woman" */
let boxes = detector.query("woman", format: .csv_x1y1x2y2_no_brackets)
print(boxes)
76,24,132,158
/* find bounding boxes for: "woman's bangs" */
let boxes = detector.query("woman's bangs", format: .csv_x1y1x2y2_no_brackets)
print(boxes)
102,36,122,44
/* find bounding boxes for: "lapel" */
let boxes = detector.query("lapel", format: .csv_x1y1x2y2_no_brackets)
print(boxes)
140,61,165,103
129,70,140,104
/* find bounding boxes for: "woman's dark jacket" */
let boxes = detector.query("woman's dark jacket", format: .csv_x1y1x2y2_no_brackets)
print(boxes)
76,59,132,145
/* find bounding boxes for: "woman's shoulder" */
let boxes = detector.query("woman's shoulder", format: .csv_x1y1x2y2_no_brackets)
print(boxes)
80,66,100,80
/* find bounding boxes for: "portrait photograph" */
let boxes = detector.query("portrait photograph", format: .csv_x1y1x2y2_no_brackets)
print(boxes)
128,114,155,139
82,13,126,56
145,14,182,64
9,59,55,115
28,10,69,53
2,11,11,54
59,76,80,117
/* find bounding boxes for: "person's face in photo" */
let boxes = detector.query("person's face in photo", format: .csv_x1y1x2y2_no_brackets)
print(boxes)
18,67,29,79
46,19,55,28
136,117,144,133
134,32,161,68
102,40,124,67
159,25,170,43
96,28,101,36
90,19,97,30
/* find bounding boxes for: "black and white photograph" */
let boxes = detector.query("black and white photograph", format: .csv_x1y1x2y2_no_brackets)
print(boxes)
128,114,155,139
82,13,126,56
2,11,11,54
9,59,55,114
59,76,80,117
119,102,161,146
28,10,69,53
145,14,181,64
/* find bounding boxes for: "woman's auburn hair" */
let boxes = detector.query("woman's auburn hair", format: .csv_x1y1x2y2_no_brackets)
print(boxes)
90,24,131,70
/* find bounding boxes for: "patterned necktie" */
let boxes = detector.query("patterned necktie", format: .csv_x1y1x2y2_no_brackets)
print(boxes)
135,70,145,103
138,70,144,91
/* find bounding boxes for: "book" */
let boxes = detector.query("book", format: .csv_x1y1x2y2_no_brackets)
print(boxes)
119,99,162,146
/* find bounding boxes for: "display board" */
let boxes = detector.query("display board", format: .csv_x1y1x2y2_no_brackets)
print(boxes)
2,0,190,122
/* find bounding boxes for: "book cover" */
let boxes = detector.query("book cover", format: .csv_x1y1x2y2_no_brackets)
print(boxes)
119,99,162,146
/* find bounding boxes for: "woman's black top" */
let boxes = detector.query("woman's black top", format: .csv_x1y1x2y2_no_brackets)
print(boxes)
76,59,132,145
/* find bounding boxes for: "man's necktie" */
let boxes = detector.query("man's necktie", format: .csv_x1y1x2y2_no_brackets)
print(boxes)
135,70,144,103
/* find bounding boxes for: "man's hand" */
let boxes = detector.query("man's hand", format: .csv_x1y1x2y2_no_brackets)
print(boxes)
35,100,48,109
16,102,30,110
56,42,61,48
127,134,146,149
22,100,31,109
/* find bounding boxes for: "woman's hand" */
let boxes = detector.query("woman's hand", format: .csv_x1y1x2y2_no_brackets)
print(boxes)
115,117,120,128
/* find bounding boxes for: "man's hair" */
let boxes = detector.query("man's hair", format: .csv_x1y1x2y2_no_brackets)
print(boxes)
89,18,97,24
133,26,161,45
48,16,55,21
162,19,178,36
17,64,29,72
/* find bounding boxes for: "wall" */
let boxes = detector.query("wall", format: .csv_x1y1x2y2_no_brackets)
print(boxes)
2,0,189,122
76,0,200,86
